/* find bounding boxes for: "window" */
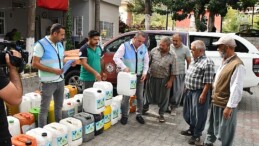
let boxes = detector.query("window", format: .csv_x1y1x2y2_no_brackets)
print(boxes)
0,11,4,35
73,16,83,36
190,36,216,51
104,34,134,52
190,35,248,53
147,34,171,51
235,40,248,53
100,21,113,40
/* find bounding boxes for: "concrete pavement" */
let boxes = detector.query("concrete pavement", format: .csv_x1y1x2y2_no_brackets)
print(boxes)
82,85,259,146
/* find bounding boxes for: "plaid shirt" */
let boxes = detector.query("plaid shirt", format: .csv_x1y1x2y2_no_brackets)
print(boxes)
185,55,215,90
149,47,178,78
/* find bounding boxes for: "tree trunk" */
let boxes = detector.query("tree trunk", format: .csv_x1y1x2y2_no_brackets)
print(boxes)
144,0,151,30
208,11,215,32
194,14,200,32
27,0,36,37
95,0,101,32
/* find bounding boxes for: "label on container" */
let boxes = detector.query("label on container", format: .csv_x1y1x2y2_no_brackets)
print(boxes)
65,93,70,99
96,98,105,109
72,128,82,141
112,109,119,119
21,123,35,134
45,141,52,146
56,134,68,146
106,91,113,100
85,123,94,134
67,108,75,117
130,80,137,89
95,119,104,131
104,114,111,124
105,91,109,99
132,98,137,106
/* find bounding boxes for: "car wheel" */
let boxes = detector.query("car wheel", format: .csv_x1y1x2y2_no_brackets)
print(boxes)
65,70,84,93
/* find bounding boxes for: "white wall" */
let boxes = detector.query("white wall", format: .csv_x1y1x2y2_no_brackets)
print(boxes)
100,2,119,38
102,0,121,6
88,0,95,31
70,0,90,39
36,7,63,39
5,8,28,38
1,1,28,38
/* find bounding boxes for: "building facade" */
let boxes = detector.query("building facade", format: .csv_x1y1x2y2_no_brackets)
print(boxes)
0,0,121,43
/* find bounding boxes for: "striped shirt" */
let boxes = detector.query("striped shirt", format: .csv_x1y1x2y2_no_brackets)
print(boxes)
149,47,178,78
185,55,215,90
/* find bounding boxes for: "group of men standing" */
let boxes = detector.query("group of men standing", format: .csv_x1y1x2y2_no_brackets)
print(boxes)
30,23,244,146
113,31,245,146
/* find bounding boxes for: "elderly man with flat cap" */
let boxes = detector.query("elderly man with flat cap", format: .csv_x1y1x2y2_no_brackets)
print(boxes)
201,35,246,146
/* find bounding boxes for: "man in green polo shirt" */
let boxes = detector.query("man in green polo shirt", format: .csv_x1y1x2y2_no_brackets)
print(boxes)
79,30,106,89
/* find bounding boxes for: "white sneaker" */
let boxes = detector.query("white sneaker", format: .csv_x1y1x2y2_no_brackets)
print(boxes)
171,108,177,116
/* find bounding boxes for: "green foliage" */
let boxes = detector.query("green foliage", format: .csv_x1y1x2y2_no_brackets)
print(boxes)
127,0,145,14
255,18,259,29
231,0,258,10
207,0,228,16
65,7,73,50
222,8,240,33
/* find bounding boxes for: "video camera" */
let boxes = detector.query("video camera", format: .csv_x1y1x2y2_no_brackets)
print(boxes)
0,40,29,73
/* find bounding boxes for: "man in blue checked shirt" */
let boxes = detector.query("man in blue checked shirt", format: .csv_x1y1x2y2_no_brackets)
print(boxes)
181,40,215,145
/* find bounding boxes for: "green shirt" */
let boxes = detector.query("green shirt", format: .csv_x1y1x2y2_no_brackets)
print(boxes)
79,44,102,81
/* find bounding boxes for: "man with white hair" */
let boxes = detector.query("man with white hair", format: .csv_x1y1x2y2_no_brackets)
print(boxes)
181,40,215,145
201,35,245,146
143,36,178,122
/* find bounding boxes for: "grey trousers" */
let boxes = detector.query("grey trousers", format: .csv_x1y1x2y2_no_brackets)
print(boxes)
143,76,170,115
121,76,144,117
204,105,238,146
170,74,185,108
183,89,210,138
82,81,95,90
38,80,65,127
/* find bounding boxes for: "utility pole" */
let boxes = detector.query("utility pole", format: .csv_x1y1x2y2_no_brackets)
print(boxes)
27,0,36,37
95,0,101,32
166,7,168,30
252,5,255,28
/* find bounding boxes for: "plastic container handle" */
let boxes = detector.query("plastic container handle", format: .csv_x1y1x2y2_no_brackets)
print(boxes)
20,113,31,119
17,137,30,143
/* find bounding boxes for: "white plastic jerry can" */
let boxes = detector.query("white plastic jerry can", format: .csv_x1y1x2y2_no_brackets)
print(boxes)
60,117,83,146
24,92,41,108
62,99,76,118
26,128,52,146
110,103,119,125
117,72,137,96
7,116,21,136
70,94,83,113
64,87,70,99
43,122,69,146
19,96,32,113
83,88,105,114
93,81,113,106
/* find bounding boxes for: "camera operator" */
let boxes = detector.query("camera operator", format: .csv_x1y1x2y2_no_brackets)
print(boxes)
0,50,23,146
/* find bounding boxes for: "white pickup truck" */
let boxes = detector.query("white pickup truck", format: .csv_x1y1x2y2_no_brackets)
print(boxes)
189,32,259,94
64,31,259,94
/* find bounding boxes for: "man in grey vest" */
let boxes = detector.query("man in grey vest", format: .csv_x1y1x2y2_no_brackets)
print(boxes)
202,35,245,146
32,23,75,127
